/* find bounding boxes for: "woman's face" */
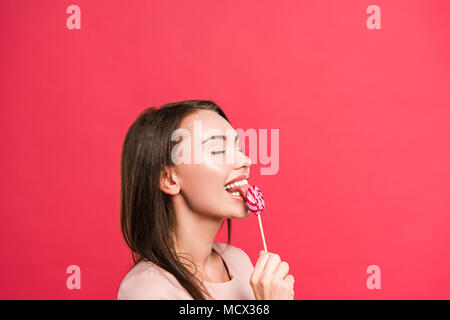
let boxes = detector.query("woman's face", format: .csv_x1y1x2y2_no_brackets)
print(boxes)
172,110,251,219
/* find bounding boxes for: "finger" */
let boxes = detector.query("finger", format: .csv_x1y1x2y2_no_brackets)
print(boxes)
284,274,295,289
252,251,271,282
260,254,280,300
273,261,289,281
285,274,295,299
262,253,281,277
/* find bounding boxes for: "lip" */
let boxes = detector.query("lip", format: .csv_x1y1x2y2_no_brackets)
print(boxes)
224,174,249,186
224,174,250,202
228,192,245,202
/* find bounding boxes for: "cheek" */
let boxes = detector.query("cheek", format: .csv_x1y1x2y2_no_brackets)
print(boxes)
177,163,229,212
180,163,222,187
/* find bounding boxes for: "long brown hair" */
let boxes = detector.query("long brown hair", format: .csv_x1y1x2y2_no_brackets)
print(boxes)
120,100,232,300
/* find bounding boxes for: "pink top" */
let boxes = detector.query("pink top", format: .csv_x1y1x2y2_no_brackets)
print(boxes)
117,242,256,300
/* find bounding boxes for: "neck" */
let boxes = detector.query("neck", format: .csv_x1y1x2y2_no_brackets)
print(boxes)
172,195,225,277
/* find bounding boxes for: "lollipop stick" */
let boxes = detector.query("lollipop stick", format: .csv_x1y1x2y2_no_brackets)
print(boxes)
257,214,268,253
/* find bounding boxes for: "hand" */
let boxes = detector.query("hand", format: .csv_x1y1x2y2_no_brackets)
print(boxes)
250,251,295,300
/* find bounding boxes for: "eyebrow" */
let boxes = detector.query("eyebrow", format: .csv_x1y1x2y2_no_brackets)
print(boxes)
202,134,239,144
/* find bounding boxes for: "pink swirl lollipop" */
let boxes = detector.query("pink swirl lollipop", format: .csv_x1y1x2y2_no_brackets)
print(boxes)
246,185,265,215
245,185,268,253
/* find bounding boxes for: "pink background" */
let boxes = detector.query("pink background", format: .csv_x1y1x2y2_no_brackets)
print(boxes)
1,0,449,299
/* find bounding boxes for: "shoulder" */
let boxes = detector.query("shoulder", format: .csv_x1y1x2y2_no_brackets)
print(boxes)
213,242,249,257
117,261,189,300
213,242,254,272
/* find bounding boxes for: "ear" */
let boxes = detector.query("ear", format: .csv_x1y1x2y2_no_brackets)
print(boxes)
160,167,180,195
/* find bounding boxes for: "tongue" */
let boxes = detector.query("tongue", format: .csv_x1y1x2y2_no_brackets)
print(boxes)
236,184,250,200
226,184,250,200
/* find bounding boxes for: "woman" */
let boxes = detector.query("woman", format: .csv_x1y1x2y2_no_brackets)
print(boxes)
117,100,294,300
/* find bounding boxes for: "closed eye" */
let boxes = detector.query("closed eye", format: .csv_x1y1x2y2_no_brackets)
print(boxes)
212,148,244,155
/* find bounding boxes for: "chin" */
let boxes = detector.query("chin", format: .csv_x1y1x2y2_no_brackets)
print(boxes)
228,207,251,220
222,193,250,219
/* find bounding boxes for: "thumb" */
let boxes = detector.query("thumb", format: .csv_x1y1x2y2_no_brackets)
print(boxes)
259,250,265,256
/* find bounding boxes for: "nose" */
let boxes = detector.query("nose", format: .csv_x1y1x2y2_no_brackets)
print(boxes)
234,150,251,169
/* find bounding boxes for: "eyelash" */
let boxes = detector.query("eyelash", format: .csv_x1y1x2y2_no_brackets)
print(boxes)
212,148,244,155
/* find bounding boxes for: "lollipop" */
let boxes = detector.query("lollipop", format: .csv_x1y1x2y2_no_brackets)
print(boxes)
245,185,268,253
246,185,265,215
